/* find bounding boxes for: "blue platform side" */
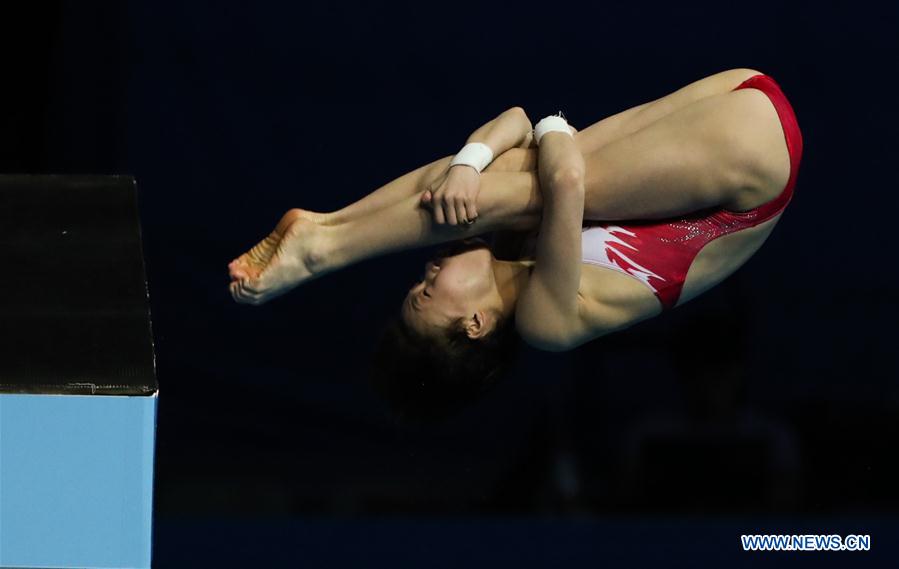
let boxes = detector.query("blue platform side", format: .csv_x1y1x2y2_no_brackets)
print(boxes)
0,392,157,569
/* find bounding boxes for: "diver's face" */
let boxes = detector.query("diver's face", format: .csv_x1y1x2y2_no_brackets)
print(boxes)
401,238,496,338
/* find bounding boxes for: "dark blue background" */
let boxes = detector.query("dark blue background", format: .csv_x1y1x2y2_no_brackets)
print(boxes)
3,0,897,566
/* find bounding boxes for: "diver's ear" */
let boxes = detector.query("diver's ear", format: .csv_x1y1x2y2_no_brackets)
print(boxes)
465,310,491,340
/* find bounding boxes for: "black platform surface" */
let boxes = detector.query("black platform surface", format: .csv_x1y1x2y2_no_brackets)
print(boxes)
0,175,157,395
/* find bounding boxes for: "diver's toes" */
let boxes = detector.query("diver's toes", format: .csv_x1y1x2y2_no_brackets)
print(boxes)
229,282,244,302
230,281,258,305
231,258,248,274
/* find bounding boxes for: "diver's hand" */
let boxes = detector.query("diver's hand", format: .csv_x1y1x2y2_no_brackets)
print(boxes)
420,164,480,226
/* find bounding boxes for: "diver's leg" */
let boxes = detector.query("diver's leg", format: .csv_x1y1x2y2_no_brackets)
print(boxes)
229,169,542,304
287,69,763,226
323,154,453,226
327,169,543,265
321,85,786,260
298,69,753,227
573,67,764,156
279,153,456,229
282,147,532,231
279,69,761,232
228,148,533,281
580,86,788,220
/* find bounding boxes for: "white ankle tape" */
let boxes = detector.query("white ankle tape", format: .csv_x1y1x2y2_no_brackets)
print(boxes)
450,142,494,173
534,113,574,145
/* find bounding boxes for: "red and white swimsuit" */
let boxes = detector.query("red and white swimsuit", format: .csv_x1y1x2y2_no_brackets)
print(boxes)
568,73,804,310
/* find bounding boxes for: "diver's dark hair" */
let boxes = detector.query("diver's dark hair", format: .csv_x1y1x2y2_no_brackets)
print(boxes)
367,310,520,426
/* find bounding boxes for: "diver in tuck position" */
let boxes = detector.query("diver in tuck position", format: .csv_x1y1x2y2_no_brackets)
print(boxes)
228,68,803,422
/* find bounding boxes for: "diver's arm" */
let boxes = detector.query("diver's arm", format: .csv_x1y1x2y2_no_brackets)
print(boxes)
421,107,535,225
460,106,534,156
327,107,533,227
514,130,589,352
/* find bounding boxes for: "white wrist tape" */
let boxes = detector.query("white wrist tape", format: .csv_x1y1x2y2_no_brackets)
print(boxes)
534,113,574,145
450,142,494,173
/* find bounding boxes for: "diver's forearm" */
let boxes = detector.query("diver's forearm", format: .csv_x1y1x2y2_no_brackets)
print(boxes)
322,170,543,270
326,109,534,226
464,106,534,154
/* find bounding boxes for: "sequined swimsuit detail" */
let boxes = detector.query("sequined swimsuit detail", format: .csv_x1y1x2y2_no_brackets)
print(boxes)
577,73,804,310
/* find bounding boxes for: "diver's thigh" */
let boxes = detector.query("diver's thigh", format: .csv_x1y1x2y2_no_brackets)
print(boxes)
575,67,765,156
580,90,761,220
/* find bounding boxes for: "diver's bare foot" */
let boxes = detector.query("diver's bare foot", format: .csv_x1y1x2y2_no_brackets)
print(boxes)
228,209,331,305
228,208,329,280
292,208,334,226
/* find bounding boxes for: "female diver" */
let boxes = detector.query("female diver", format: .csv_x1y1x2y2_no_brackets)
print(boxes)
228,68,803,422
